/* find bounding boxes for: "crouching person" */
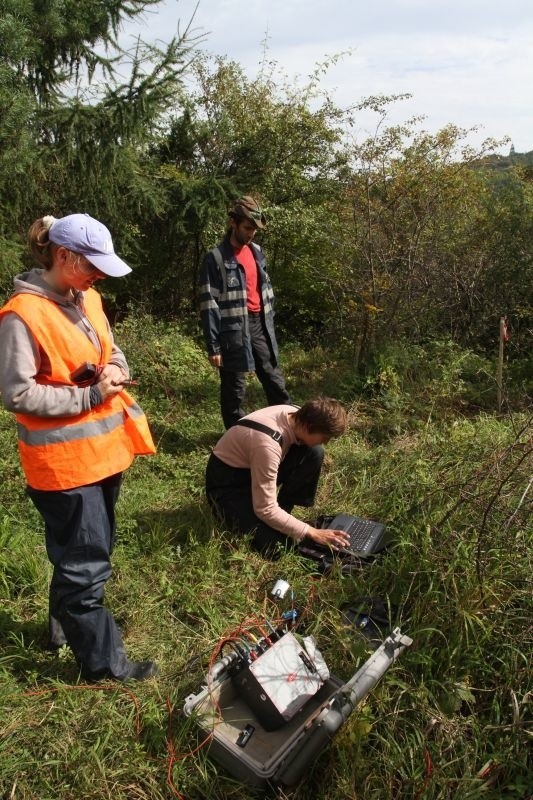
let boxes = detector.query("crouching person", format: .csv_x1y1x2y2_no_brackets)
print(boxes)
205,397,351,558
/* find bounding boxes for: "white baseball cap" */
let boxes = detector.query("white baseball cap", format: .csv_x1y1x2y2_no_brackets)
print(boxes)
48,213,132,277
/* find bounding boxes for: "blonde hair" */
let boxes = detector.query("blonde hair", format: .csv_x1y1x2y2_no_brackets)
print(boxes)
28,215,57,270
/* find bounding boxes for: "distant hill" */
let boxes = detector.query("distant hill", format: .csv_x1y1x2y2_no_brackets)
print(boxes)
473,146,533,173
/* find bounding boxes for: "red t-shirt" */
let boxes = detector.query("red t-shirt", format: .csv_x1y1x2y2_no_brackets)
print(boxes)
234,245,261,312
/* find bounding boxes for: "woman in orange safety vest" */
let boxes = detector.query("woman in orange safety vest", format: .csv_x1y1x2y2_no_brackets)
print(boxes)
0,213,157,682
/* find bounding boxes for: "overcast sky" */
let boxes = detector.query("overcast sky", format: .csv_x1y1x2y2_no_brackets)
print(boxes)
119,0,532,153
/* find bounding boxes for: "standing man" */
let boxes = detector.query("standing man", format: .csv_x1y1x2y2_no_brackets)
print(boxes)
200,196,290,429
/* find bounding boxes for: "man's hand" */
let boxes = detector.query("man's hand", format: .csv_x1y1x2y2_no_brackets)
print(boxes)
208,354,223,368
306,527,351,551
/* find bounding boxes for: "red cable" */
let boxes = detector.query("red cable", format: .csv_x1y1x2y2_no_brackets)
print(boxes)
413,748,433,799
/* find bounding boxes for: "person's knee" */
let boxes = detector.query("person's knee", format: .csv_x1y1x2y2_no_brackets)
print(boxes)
55,556,111,607
251,526,294,560
308,444,325,469
251,539,282,561
206,492,225,524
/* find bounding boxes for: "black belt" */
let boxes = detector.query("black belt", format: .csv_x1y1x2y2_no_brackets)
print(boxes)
247,310,262,317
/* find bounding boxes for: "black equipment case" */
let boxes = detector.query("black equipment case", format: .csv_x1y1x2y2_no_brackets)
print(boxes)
183,628,412,790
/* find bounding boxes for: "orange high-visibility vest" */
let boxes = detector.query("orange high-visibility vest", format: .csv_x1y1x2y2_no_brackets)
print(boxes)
0,288,155,490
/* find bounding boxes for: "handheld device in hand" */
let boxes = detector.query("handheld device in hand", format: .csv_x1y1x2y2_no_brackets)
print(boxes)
70,362,99,385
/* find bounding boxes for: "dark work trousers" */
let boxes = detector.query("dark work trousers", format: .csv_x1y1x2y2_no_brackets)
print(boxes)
219,312,290,429
206,443,324,558
27,473,130,679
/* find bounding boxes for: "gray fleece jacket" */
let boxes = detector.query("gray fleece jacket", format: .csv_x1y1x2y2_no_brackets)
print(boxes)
0,269,128,418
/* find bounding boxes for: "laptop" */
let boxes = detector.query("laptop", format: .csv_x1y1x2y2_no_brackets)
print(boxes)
298,513,390,562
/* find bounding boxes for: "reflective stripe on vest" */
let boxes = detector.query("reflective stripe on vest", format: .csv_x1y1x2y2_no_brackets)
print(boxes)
17,410,125,446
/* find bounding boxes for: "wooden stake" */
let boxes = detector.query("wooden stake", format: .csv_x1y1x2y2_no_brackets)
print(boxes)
497,317,506,412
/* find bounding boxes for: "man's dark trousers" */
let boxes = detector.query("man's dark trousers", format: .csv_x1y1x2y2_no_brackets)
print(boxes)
219,312,289,429
27,473,130,678
206,443,324,558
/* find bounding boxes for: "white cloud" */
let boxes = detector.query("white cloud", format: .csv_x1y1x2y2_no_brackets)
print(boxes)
117,0,533,152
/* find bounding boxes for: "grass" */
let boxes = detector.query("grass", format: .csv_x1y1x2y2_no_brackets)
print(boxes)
0,317,531,799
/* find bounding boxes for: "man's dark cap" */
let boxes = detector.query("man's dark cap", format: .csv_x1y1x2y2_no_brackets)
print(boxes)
230,196,267,229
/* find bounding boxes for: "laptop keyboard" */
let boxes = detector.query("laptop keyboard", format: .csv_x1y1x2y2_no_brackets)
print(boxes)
347,518,379,552
311,513,387,558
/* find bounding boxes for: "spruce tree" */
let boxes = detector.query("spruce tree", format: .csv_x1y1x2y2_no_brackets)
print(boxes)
0,0,196,295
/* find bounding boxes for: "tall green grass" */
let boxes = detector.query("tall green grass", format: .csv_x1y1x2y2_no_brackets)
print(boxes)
0,317,530,799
